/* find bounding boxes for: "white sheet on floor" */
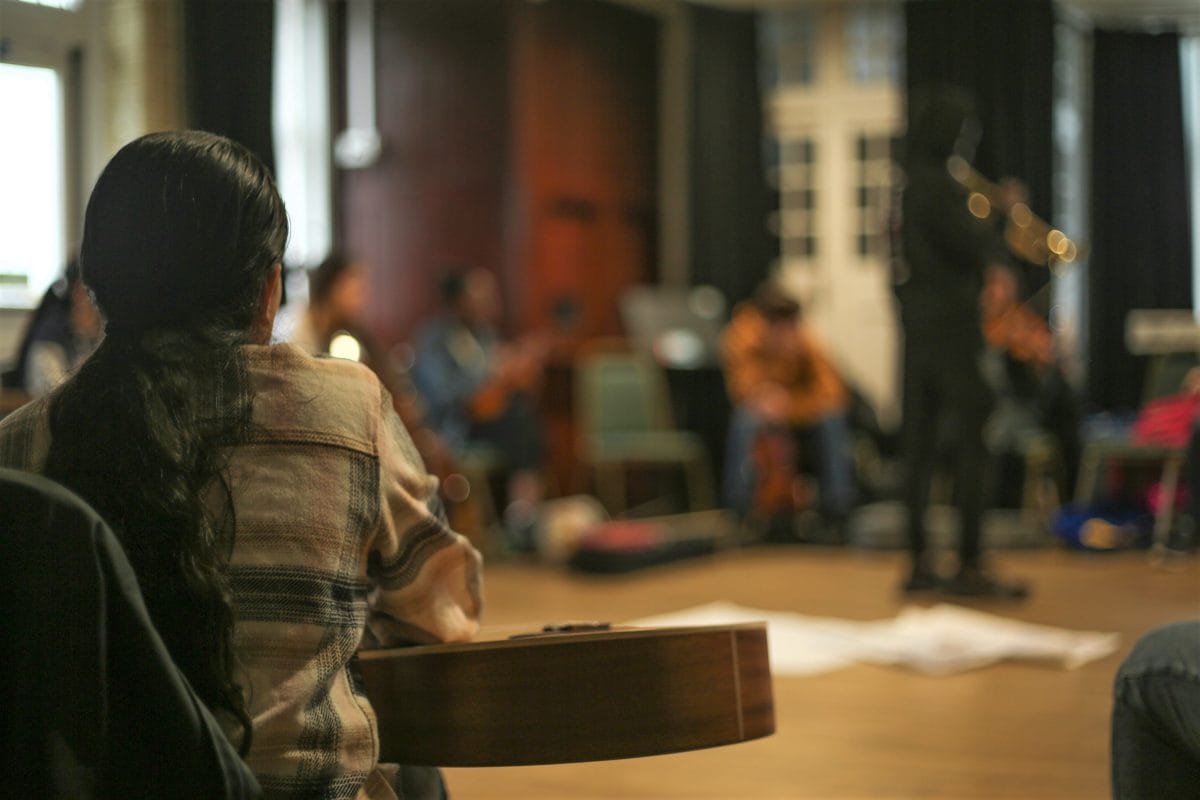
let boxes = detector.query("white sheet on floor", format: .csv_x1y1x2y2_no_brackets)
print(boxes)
629,602,1120,676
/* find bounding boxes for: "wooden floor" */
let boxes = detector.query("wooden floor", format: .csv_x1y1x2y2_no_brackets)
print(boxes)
441,545,1200,799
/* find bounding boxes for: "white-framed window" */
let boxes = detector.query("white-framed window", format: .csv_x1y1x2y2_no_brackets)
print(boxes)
0,0,79,307
760,7,820,89
759,1,905,425
270,0,334,342
0,62,64,306
845,1,902,84
1183,36,1200,317
761,2,903,274
273,0,333,277
14,0,79,8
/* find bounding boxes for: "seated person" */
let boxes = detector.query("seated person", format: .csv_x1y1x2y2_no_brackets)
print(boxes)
719,281,855,538
291,252,452,478
1111,620,1200,797
0,131,482,798
291,252,369,356
4,261,102,397
981,263,1081,503
411,268,548,549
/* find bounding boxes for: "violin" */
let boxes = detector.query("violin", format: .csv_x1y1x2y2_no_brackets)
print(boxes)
984,303,1053,369
981,265,1054,370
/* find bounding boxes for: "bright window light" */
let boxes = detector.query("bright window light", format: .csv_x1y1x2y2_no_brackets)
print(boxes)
1182,36,1200,319
15,0,81,9
273,0,332,274
0,62,64,307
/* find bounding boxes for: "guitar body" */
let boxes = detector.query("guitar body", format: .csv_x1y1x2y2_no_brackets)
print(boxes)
356,623,774,767
751,424,799,517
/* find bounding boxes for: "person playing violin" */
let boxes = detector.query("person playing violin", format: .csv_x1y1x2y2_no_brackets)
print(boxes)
897,87,1028,599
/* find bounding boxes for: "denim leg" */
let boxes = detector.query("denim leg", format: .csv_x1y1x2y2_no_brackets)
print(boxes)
810,413,856,518
1112,620,1200,798
723,406,765,516
397,765,447,800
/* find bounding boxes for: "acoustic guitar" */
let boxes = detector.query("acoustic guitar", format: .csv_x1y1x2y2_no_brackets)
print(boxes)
356,622,774,767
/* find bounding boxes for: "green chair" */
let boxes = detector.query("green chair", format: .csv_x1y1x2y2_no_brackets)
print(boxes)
575,349,714,515
1073,351,1200,551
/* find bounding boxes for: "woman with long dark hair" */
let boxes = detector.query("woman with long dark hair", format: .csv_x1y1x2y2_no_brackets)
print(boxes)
0,131,482,798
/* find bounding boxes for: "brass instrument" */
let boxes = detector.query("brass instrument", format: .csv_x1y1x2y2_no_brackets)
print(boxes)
946,155,1080,268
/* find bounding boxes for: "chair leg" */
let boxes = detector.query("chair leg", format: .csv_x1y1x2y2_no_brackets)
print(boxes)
594,463,627,516
1152,455,1185,552
1021,438,1060,528
685,457,715,512
1074,449,1101,506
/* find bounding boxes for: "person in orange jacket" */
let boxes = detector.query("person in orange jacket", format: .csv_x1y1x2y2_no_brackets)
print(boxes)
720,281,855,540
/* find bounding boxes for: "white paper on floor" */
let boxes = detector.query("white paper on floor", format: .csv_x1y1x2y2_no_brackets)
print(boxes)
629,602,1121,676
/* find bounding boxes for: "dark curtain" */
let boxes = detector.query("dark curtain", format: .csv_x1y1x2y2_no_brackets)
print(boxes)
683,4,775,482
688,4,777,309
904,0,1055,296
1089,31,1193,412
183,0,276,174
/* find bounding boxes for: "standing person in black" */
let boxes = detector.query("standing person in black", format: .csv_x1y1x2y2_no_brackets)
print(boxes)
897,89,1028,599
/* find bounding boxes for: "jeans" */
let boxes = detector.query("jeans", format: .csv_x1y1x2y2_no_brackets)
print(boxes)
469,392,545,472
398,765,447,799
1111,620,1200,798
723,405,856,519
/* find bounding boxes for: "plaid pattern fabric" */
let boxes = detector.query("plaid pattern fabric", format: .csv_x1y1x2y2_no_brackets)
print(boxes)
0,343,483,799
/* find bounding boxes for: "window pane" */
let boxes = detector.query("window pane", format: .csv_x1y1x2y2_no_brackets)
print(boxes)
0,63,63,306
852,132,896,260
772,135,819,264
759,8,819,89
845,2,902,85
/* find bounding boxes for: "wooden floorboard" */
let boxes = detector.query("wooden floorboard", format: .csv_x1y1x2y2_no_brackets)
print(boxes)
439,546,1200,799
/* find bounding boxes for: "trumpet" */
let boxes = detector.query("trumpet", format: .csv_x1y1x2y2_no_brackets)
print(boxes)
946,155,1080,268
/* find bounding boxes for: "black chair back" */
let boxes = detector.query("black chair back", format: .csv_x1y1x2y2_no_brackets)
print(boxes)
0,468,261,799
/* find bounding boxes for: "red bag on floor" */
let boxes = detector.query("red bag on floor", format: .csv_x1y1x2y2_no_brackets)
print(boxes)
568,520,716,574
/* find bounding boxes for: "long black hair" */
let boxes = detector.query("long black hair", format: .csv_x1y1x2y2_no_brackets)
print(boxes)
43,131,288,753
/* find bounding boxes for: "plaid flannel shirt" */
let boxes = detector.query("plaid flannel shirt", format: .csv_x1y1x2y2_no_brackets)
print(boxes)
0,343,483,799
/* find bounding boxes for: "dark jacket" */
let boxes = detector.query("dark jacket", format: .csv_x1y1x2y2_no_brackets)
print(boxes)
898,95,1004,347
